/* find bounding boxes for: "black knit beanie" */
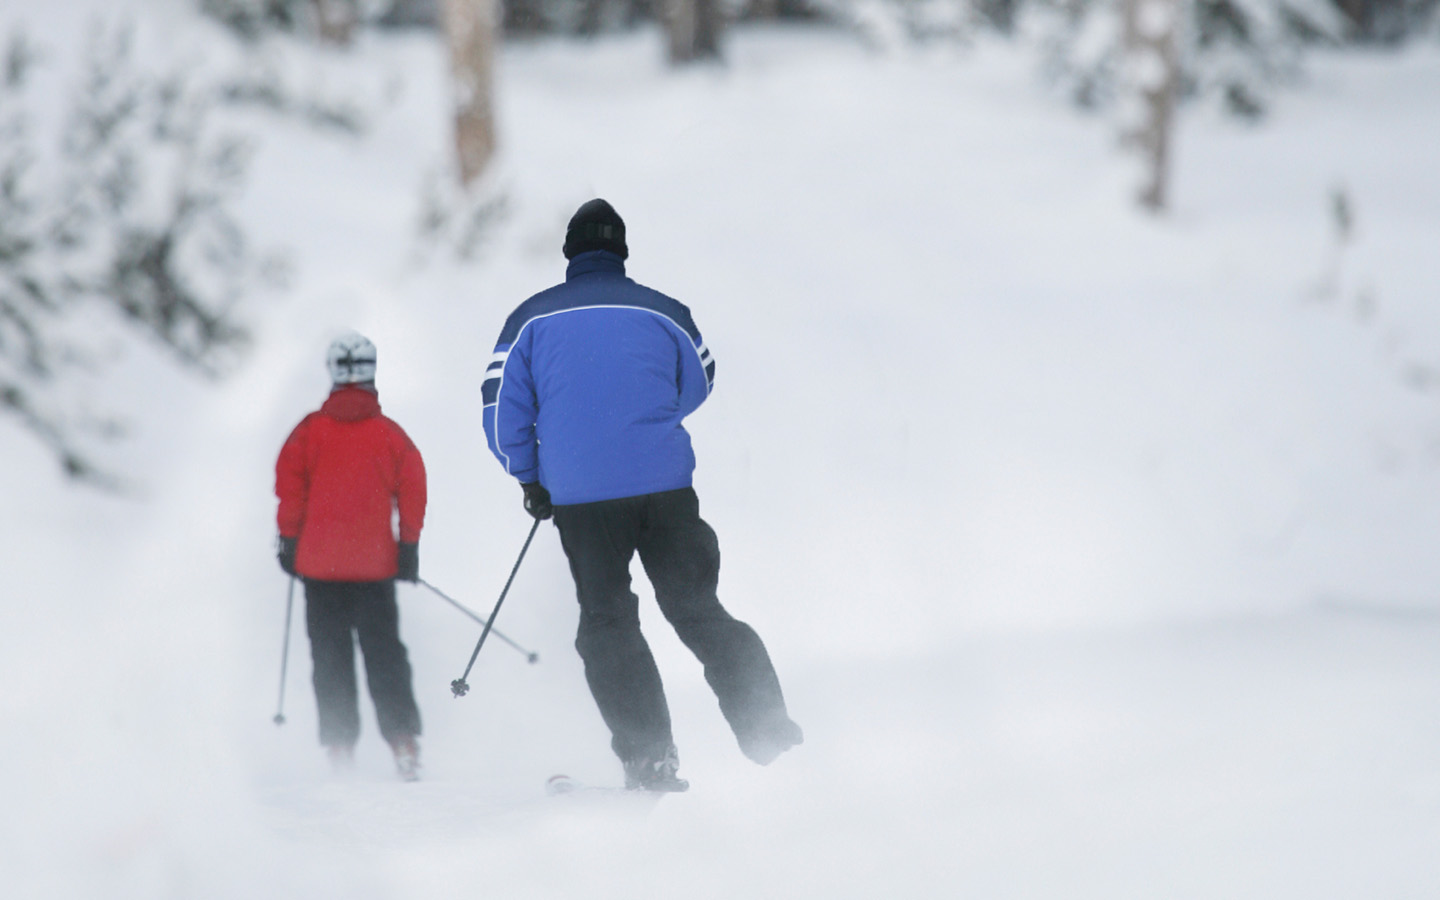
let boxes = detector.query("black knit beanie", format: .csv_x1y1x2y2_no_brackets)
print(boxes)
563,199,628,260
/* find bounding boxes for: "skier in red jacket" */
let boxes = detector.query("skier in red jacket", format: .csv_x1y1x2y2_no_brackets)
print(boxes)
275,332,427,780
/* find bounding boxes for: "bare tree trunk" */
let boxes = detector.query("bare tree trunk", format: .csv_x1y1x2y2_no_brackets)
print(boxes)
666,0,723,64
1122,0,1180,212
441,0,498,186
313,0,359,44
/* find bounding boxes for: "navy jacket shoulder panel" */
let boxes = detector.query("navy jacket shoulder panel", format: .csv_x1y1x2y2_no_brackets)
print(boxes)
496,275,700,347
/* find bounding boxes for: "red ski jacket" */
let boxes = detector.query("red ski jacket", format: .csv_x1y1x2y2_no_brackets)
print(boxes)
275,387,426,582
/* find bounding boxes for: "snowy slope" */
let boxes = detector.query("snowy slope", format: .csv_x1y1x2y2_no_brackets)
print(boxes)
3,4,1440,897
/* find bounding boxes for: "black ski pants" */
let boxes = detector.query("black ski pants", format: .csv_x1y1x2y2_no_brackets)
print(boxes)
304,579,422,749
552,487,789,764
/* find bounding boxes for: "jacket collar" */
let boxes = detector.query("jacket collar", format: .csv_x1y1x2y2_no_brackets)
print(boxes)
566,250,627,280
321,384,381,422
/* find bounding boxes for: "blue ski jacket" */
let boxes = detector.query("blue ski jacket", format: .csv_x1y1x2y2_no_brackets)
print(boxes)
482,251,716,506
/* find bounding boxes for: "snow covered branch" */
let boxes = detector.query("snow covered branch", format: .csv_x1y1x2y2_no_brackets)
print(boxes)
0,23,283,485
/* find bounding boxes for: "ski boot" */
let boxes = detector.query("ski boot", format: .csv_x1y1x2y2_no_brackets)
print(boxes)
738,715,804,766
623,744,689,792
326,743,355,773
391,736,421,782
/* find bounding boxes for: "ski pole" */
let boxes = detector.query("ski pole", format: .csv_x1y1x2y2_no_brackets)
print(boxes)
451,518,542,698
273,576,296,726
418,578,539,664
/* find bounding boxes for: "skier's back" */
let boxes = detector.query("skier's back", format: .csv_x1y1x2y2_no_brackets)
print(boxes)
483,199,802,791
275,333,426,781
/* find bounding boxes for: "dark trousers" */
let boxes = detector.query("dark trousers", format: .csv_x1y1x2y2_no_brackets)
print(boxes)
553,487,790,763
304,579,422,748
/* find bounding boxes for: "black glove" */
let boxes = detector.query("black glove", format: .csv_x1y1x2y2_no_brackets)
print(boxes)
521,481,553,520
277,535,297,577
396,541,419,583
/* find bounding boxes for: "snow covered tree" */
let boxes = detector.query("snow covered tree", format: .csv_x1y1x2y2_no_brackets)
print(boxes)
1331,0,1434,40
199,0,379,42
379,0,443,28
200,0,311,39
497,0,814,35
1038,0,1348,119
0,26,278,485
498,0,641,34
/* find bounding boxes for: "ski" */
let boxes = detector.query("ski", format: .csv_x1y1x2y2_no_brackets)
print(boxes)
545,774,627,796
544,773,682,798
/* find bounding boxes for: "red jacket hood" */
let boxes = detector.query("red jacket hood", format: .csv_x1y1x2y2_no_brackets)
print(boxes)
321,386,381,422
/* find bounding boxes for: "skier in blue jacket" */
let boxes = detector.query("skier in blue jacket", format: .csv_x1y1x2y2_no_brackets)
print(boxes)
483,199,802,791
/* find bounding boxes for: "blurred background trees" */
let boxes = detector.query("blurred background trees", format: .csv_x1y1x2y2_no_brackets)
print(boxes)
181,0,1440,229
0,25,285,485
2,0,1435,483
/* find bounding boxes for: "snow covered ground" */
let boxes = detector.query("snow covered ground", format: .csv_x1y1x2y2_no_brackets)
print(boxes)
4,5,1440,897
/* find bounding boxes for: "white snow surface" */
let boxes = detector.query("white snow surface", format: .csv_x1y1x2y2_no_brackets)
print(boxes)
4,4,1440,897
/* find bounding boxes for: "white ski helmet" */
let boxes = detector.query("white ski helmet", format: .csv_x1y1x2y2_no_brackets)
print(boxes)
326,332,377,385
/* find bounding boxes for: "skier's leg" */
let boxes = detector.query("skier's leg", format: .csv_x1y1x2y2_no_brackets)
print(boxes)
353,579,422,746
638,488,802,765
553,497,674,765
304,580,361,750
